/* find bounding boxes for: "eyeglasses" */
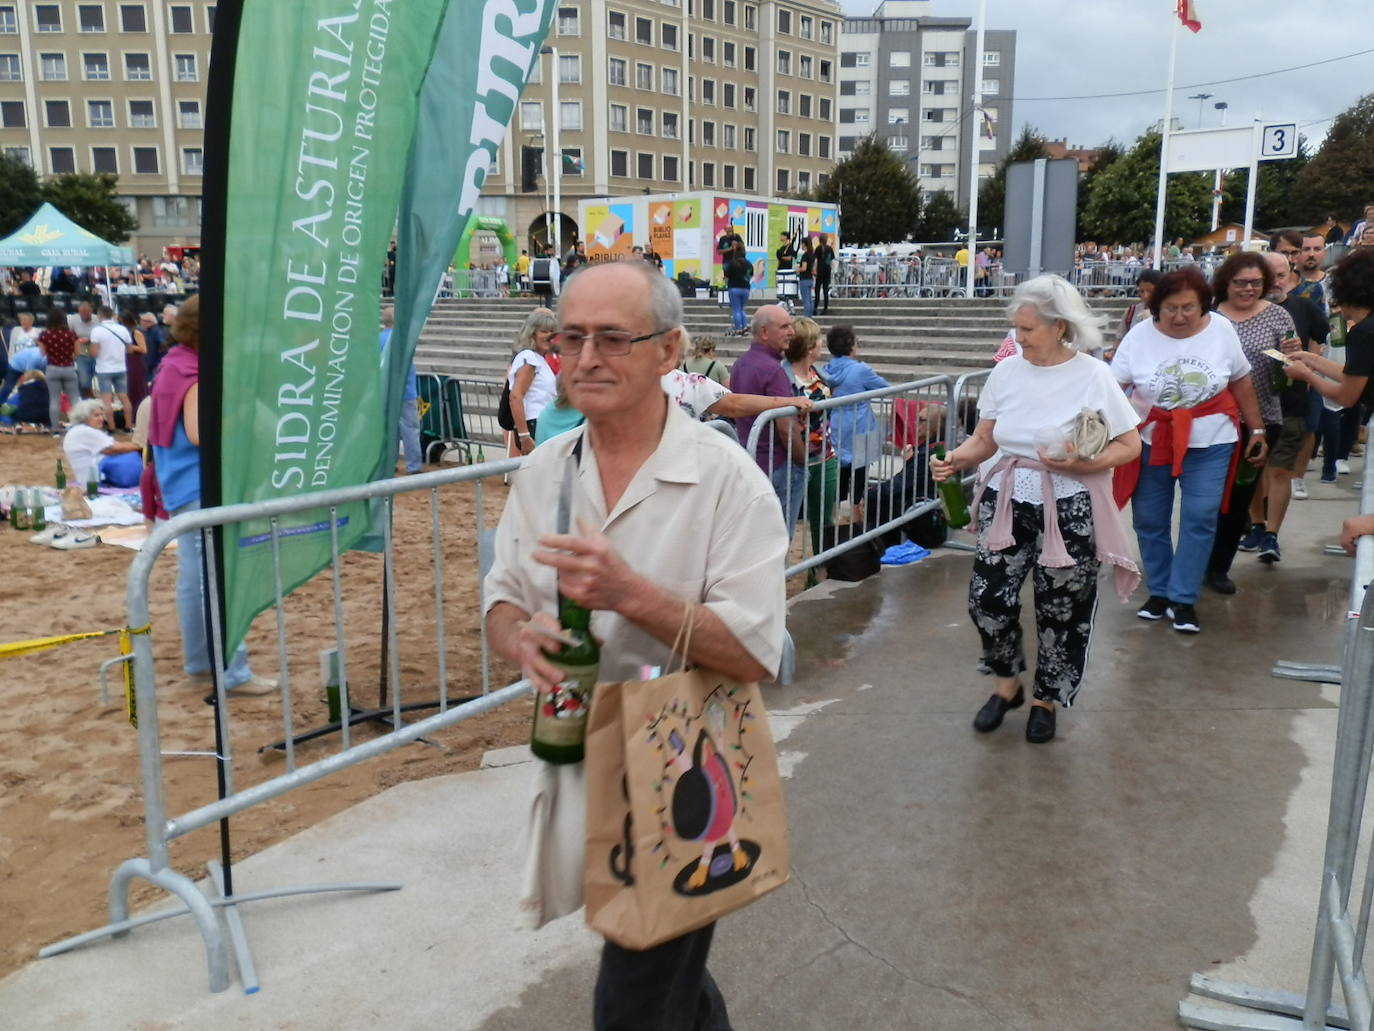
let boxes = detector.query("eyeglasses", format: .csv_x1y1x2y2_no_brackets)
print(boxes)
1161,304,1201,317
552,329,669,356
1231,278,1265,289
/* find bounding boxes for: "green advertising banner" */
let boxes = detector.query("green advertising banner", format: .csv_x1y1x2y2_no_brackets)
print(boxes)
205,1,453,650
386,0,557,479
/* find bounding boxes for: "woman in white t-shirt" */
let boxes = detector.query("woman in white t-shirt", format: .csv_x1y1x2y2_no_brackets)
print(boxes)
507,308,559,455
1110,266,1267,635
8,312,40,358
61,399,140,487
932,276,1142,744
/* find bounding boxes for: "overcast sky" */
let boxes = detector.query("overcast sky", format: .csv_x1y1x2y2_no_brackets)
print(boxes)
837,0,1374,152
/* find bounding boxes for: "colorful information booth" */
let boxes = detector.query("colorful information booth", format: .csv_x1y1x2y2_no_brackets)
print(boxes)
577,192,840,293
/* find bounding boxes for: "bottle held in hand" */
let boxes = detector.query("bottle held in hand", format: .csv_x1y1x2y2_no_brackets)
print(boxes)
530,595,600,764
933,445,971,529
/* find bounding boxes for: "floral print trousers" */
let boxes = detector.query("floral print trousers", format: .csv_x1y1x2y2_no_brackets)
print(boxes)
968,489,1100,708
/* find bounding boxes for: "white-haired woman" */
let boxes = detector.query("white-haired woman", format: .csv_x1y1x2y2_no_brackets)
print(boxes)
931,275,1142,744
62,398,140,487
506,306,558,455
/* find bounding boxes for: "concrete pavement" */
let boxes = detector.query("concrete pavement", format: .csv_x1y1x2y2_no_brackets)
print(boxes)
0,477,1360,1030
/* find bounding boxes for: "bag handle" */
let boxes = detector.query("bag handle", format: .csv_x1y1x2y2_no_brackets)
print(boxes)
666,601,697,675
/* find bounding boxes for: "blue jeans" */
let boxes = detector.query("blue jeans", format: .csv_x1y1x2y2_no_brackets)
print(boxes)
76,354,96,395
770,459,807,535
400,397,422,473
169,501,253,686
728,287,749,332
1131,442,1233,605
800,278,814,316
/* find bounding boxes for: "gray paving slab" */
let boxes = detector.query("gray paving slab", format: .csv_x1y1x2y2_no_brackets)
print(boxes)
0,476,1362,1030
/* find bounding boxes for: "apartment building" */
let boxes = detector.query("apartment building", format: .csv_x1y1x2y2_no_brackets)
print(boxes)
0,0,212,257
838,0,1014,213
479,0,843,252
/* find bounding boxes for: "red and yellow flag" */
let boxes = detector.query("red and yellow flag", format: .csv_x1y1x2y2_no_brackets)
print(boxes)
1176,0,1202,32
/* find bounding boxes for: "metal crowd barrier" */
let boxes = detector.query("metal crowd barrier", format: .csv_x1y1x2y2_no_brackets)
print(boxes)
40,457,531,993
1178,441,1374,1030
416,374,507,464
452,268,502,298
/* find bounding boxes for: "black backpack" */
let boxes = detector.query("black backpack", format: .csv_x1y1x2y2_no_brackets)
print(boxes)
497,379,515,431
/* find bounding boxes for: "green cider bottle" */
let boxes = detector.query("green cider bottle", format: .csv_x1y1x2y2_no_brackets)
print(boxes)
1273,330,1296,390
933,445,971,529
530,595,600,764
55,458,66,491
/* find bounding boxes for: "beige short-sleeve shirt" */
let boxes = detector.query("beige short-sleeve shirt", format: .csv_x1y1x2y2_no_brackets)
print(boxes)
483,402,789,681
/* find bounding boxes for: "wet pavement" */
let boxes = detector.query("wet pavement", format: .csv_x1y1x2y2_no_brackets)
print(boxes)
0,480,1358,1030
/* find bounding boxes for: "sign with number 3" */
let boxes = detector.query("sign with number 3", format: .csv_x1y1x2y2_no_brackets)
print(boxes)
1261,123,1298,160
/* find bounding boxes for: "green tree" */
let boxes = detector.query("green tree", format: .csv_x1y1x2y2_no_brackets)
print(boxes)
916,191,964,241
813,134,922,246
1080,130,1213,245
0,152,43,237
1217,136,1312,229
1075,141,1123,239
976,125,1049,237
1291,93,1374,224
41,172,139,243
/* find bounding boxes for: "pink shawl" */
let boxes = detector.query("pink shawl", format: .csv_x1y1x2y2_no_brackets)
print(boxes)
148,344,198,448
970,454,1141,601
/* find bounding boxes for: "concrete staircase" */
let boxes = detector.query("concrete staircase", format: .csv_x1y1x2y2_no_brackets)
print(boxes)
415,295,1134,386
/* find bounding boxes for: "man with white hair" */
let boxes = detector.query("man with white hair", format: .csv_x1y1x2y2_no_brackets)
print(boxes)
485,259,787,1029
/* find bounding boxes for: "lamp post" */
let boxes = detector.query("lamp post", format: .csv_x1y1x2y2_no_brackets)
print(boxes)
541,45,561,258
1187,92,1214,128
1210,101,1228,231
964,0,987,297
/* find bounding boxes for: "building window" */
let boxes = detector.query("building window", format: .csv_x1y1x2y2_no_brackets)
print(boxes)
87,146,117,173
609,57,626,86
559,100,581,131
178,99,200,128
119,4,146,32
558,54,580,83
981,78,999,94
888,108,908,124
702,120,715,146
637,152,654,179
722,82,735,107
0,53,18,80
776,168,789,192
0,100,23,127
799,132,811,156
78,4,106,31
776,50,790,75
3,146,31,165
854,52,870,67
636,62,652,90
610,149,628,177
923,109,944,122
722,164,735,189
983,50,1000,66
561,147,583,176
607,10,625,39
519,101,542,130
635,16,652,43
890,79,910,96
723,0,735,24
722,40,735,67
609,103,627,132
798,14,812,39
799,55,812,79
743,126,755,151
743,45,756,72
744,4,756,30
87,99,114,128
182,146,203,175
169,4,193,32
922,80,942,95
128,98,154,127
205,6,214,32
820,21,832,44
151,195,193,225
174,53,197,81
557,6,579,35
44,100,71,128
742,86,754,111
776,90,789,115
701,162,714,187
124,52,151,79
890,51,911,67
776,130,789,153
50,147,76,173
701,36,714,63
890,135,908,152
701,79,714,104
84,53,110,79
798,170,811,191
722,123,735,148
35,5,62,31
662,67,679,95
132,145,158,174
799,93,811,118
921,135,942,151
0,6,15,34
818,59,832,83
777,8,790,33
662,22,678,50
636,107,653,134
662,111,679,139
40,53,67,81
818,136,830,158
819,97,831,120
663,155,679,182
701,0,715,18
743,165,755,191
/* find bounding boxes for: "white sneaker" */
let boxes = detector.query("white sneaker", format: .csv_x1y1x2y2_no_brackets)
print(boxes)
1291,478,1308,500
50,532,99,550
1337,459,1352,475
228,674,278,696
29,525,69,545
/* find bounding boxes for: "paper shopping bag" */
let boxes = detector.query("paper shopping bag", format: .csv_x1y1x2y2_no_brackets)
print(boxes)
584,670,790,950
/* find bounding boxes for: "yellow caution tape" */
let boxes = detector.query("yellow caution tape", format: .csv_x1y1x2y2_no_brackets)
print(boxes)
0,625,151,726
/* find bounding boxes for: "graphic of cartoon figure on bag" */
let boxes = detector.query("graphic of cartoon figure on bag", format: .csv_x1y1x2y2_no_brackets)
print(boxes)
666,698,760,894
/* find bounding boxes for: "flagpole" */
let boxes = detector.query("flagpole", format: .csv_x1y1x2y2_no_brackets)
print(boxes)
1151,5,1179,270
964,0,987,297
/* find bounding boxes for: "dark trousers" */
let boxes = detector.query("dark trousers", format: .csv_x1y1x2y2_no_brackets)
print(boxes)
1207,425,1278,577
837,463,867,505
815,270,831,311
593,923,731,1031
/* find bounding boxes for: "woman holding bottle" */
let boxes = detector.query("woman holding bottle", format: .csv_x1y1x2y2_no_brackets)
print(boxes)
932,276,1141,744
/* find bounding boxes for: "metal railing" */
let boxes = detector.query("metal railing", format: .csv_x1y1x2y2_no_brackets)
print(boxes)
40,457,531,993
1178,439,1374,1030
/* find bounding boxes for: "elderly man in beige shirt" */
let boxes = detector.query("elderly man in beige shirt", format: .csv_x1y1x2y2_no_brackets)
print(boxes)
484,259,788,1030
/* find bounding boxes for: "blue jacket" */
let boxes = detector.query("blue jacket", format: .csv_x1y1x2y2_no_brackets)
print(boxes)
822,354,889,465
